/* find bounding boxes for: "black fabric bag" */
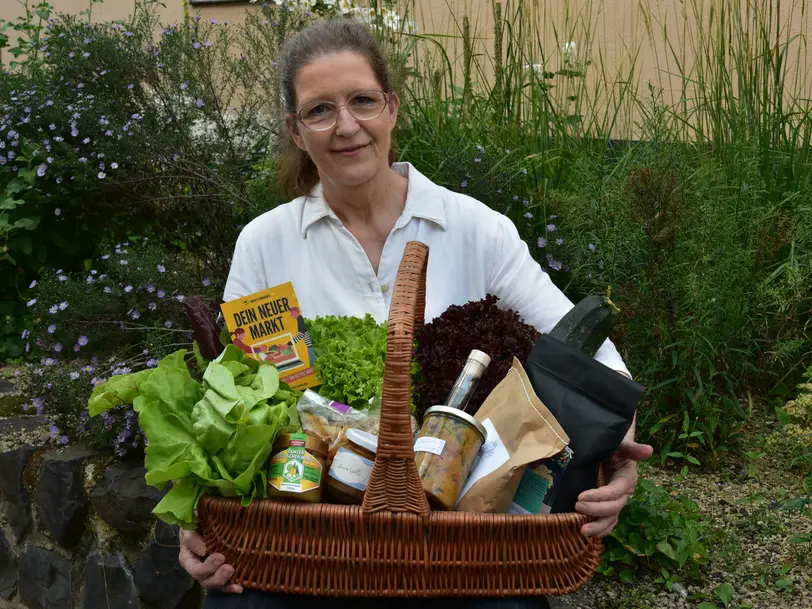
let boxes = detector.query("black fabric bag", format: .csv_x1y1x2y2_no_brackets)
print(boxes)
523,334,645,513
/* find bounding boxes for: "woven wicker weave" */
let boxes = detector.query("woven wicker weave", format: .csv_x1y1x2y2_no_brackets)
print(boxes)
198,241,603,597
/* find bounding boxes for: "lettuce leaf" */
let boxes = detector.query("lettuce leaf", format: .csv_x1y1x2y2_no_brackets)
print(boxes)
306,314,388,409
86,344,300,529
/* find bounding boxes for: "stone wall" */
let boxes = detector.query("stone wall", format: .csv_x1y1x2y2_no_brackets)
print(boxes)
0,443,203,609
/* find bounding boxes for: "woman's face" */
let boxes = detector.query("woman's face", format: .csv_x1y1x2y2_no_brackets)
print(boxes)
286,51,399,189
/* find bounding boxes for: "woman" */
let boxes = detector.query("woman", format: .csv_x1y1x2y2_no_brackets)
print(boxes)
182,18,653,609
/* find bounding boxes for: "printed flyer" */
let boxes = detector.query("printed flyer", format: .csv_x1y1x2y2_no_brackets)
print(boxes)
220,282,320,391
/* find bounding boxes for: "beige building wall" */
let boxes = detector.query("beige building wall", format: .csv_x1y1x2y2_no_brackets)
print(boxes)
2,1,810,138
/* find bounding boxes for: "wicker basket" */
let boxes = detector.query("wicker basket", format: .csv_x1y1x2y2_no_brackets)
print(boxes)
198,241,603,597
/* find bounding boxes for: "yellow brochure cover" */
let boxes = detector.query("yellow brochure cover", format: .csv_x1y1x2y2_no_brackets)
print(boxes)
219,282,320,391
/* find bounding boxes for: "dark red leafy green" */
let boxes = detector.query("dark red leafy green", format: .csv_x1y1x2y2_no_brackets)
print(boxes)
414,295,540,417
183,295,223,360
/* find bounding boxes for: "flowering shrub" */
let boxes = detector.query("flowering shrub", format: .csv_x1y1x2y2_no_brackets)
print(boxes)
16,239,221,455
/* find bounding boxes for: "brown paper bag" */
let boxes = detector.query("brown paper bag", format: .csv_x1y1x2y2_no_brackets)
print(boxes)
456,358,569,513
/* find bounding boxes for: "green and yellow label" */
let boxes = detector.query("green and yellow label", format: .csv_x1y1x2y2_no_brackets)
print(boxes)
269,439,323,493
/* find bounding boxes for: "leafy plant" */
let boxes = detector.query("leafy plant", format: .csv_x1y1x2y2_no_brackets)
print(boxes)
87,344,301,528
599,478,710,587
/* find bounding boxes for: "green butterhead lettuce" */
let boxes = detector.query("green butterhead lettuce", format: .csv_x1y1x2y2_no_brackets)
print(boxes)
86,345,301,529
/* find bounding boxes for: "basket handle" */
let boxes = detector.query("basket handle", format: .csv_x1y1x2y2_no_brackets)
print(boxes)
362,241,431,518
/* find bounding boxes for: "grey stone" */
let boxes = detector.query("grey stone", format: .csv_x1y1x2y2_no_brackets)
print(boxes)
0,414,47,436
81,550,139,609
134,521,193,609
0,529,16,599
90,461,162,534
36,446,97,547
0,445,38,540
18,545,72,609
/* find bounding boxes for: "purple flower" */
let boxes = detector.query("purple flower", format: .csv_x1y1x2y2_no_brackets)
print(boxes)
157,289,166,298
44,358,55,366
124,31,134,37
164,320,173,329
180,81,189,90
98,171,106,179
146,358,158,368
537,237,547,248
55,177,63,185
157,264,165,273
546,224,557,233
555,238,564,246
70,371,80,380
193,41,202,49
57,274,67,281
103,286,112,293
78,335,88,346
48,305,58,314
84,37,93,44
27,298,37,307
588,243,596,251
47,324,56,334
53,343,62,353
176,295,185,303
21,329,30,339
524,212,533,220
59,301,68,310
82,51,90,58
461,180,468,188
36,163,47,177
32,397,45,414
111,162,118,169
68,51,75,59
83,137,91,144
124,285,133,293
101,254,110,260
131,310,141,320
195,99,205,108
74,344,81,352
549,259,563,271
202,277,211,287
28,279,37,289
120,259,128,265
128,83,135,89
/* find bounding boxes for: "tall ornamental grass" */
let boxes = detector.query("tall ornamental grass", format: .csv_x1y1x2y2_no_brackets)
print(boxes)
385,0,812,463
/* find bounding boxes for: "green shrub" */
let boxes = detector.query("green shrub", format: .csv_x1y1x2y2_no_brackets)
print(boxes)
16,239,220,455
600,478,710,587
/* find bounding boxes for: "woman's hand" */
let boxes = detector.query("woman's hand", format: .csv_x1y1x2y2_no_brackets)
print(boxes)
178,528,244,594
574,439,654,538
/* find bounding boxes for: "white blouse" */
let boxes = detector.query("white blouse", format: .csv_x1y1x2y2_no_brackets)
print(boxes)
224,162,630,377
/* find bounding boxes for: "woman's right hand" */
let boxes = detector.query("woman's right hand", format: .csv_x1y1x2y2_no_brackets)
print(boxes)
178,528,244,594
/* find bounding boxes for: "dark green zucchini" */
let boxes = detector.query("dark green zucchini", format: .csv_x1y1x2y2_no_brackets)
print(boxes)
548,289,621,357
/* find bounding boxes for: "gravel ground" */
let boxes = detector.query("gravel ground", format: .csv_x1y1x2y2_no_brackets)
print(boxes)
554,421,811,609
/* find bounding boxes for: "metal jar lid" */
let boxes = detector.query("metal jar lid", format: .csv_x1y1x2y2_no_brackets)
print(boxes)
423,406,487,443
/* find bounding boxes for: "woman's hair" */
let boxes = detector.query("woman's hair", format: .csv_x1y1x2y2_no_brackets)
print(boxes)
276,19,396,199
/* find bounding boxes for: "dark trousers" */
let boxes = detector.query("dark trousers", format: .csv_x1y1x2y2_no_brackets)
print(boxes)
203,591,551,609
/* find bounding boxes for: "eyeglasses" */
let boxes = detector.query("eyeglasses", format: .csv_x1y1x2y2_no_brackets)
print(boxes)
294,89,390,131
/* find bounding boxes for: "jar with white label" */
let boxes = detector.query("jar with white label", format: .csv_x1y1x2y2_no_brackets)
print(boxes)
414,406,487,510
324,428,378,505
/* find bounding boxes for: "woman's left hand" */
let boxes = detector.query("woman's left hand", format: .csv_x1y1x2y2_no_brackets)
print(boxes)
574,439,654,538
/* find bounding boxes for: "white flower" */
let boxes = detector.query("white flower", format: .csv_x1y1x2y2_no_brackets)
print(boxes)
338,0,353,13
562,41,577,62
322,0,337,6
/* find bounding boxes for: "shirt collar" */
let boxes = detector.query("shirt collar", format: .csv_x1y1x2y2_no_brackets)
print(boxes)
300,162,448,238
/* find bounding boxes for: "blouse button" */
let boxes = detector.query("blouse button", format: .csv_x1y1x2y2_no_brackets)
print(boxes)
380,284,390,294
